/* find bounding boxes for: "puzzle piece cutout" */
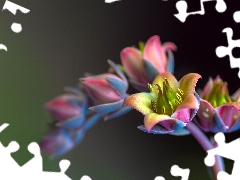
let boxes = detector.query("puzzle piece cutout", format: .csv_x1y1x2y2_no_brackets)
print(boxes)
155,165,190,180
0,1,30,51
233,11,240,23
2,0,30,33
216,12,240,78
0,123,92,180
204,133,240,180
174,0,227,22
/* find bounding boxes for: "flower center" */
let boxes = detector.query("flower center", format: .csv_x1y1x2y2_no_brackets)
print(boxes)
148,78,184,116
202,81,232,108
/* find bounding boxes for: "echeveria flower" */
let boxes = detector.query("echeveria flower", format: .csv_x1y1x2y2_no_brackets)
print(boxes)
81,60,132,119
120,35,177,91
195,76,240,133
40,127,77,157
41,87,102,156
45,88,88,129
125,72,201,134
40,113,102,157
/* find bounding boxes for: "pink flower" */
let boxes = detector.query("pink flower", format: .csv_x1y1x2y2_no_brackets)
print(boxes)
121,35,177,91
45,88,87,129
125,72,201,134
195,76,240,133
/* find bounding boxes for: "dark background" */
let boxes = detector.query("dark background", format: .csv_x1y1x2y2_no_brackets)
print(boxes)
0,0,240,179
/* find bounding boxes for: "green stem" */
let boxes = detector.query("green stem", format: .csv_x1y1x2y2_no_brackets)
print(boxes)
186,122,224,180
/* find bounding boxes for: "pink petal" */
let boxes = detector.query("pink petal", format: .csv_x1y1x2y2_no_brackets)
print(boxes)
172,94,200,123
201,77,213,98
124,92,155,115
144,113,183,132
171,108,190,123
196,99,216,131
179,73,201,98
143,35,166,73
162,42,177,52
216,102,240,130
120,47,148,84
232,88,240,102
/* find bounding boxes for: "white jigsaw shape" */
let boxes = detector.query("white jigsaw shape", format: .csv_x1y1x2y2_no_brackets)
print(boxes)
204,133,240,180
2,0,30,15
233,11,240,23
216,11,240,78
174,0,227,22
2,0,30,34
171,165,190,180
155,165,190,180
0,123,92,180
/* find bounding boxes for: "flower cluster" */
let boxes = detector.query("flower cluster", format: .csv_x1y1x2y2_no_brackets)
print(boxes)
40,35,240,161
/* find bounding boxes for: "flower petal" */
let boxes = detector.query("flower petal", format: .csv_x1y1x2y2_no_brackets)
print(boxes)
172,93,200,123
107,60,128,85
45,94,86,122
89,99,124,114
166,50,175,74
162,42,177,52
169,128,190,136
143,35,166,73
195,99,218,131
216,103,240,132
57,115,85,129
144,113,186,132
152,72,179,91
40,128,74,157
104,105,132,121
210,113,227,133
106,77,127,97
120,47,147,84
179,73,201,97
81,74,122,103
201,77,213,98
124,92,155,115
232,88,240,102
137,124,174,134
143,59,159,82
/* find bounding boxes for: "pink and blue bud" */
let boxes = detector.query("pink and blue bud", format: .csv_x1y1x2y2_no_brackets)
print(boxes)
40,87,102,156
81,60,132,120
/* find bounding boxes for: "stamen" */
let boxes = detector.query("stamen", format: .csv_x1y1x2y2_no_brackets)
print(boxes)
148,83,154,93
151,101,157,113
178,88,184,96
176,93,183,102
149,80,185,116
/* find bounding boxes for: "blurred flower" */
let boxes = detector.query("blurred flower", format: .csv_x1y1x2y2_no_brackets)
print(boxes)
125,72,201,134
81,60,132,120
41,87,102,156
45,89,88,129
120,35,177,91
195,76,240,133
40,127,76,157
40,112,101,157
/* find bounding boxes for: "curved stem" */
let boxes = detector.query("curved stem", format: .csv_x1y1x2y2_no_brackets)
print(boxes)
186,122,224,180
